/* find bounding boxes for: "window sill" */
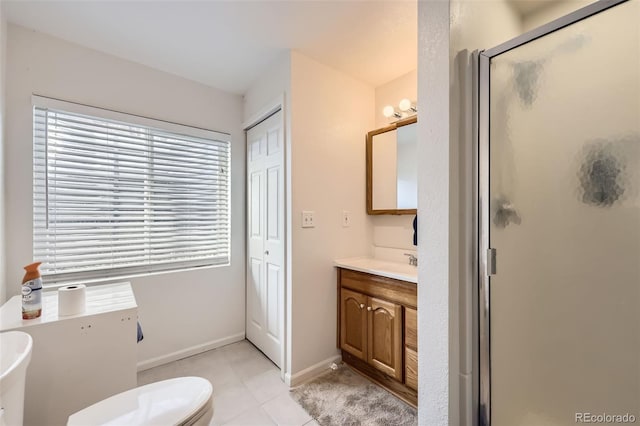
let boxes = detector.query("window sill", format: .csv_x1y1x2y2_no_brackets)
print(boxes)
42,261,232,290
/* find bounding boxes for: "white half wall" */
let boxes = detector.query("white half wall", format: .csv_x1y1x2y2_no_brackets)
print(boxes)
289,51,374,375
418,1,452,424
5,25,246,366
449,1,522,424
0,4,6,304
417,0,522,424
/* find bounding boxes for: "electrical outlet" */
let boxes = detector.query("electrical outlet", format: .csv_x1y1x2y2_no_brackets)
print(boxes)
302,211,315,228
342,210,351,227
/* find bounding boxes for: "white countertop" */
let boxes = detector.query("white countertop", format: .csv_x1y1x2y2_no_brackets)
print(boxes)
334,257,417,283
0,282,137,331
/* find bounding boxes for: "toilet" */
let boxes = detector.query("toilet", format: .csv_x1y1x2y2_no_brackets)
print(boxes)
0,331,33,426
1,315,212,426
67,376,213,426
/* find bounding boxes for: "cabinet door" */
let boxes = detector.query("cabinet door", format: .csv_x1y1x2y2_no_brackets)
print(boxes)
340,288,368,361
405,347,418,391
405,307,417,350
367,297,403,380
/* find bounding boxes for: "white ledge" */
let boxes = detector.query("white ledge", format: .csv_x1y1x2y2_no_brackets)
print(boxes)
334,257,417,283
0,282,137,331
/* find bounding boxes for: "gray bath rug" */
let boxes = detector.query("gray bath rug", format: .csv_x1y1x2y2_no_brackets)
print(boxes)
290,365,417,426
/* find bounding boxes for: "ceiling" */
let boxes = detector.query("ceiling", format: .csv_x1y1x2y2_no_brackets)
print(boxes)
4,0,418,95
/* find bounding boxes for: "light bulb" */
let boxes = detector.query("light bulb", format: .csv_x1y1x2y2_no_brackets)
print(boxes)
399,98,412,112
382,105,395,118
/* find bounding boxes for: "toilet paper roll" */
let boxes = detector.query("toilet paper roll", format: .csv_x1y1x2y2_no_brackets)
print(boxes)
58,284,87,316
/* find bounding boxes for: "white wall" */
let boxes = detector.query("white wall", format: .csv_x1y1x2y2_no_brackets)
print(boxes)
0,5,6,304
5,25,246,368
242,51,294,376
522,0,593,31
375,70,417,129
289,51,374,376
243,52,291,126
448,2,522,424
244,51,376,381
372,70,417,261
418,0,522,424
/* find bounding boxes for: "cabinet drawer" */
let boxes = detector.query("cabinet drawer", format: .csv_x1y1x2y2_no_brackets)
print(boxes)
405,307,417,350
339,269,417,308
405,347,418,391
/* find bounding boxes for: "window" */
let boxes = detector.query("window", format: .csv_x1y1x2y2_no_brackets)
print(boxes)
33,96,231,284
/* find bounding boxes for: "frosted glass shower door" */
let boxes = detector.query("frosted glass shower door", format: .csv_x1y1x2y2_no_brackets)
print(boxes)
483,1,640,425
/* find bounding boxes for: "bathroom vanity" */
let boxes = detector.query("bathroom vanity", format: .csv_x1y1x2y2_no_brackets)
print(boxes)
335,258,417,407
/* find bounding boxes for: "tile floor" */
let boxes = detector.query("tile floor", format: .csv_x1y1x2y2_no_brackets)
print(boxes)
137,340,319,426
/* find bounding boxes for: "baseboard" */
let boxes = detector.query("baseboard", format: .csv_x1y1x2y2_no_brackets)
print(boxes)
285,353,342,387
137,332,245,371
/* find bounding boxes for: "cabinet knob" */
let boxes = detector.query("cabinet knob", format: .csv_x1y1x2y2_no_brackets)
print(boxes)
359,304,365,309
264,250,269,255
367,306,372,311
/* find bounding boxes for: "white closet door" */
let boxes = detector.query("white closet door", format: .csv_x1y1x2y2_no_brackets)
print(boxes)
246,110,284,367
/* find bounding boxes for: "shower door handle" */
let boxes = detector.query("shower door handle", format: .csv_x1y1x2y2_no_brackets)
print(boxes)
487,248,497,276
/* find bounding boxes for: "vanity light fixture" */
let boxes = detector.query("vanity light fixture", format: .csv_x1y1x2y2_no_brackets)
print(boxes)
399,98,417,113
383,99,417,120
383,105,401,119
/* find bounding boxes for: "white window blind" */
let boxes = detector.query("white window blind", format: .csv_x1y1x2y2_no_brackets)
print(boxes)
33,97,231,284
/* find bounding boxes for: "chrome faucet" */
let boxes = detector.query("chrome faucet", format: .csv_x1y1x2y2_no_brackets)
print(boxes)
404,253,418,266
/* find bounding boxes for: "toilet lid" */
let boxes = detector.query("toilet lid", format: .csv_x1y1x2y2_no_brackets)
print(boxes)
67,377,213,426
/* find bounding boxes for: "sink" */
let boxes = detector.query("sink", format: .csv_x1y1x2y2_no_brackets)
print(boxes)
0,331,33,426
334,257,418,283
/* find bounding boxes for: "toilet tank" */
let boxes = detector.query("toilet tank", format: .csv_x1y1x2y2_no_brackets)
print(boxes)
0,282,138,426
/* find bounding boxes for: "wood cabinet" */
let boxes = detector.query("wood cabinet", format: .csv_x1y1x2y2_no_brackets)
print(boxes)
340,289,403,380
337,268,417,406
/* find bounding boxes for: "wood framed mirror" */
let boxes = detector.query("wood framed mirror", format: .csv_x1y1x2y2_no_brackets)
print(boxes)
366,115,417,215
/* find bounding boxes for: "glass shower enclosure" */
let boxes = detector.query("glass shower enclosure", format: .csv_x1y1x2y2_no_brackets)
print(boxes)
479,1,640,425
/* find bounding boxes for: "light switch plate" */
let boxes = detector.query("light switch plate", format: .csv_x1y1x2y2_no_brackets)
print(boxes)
302,211,315,228
342,210,351,227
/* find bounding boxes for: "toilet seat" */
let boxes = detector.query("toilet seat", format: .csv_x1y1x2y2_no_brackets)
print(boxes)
67,377,213,426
